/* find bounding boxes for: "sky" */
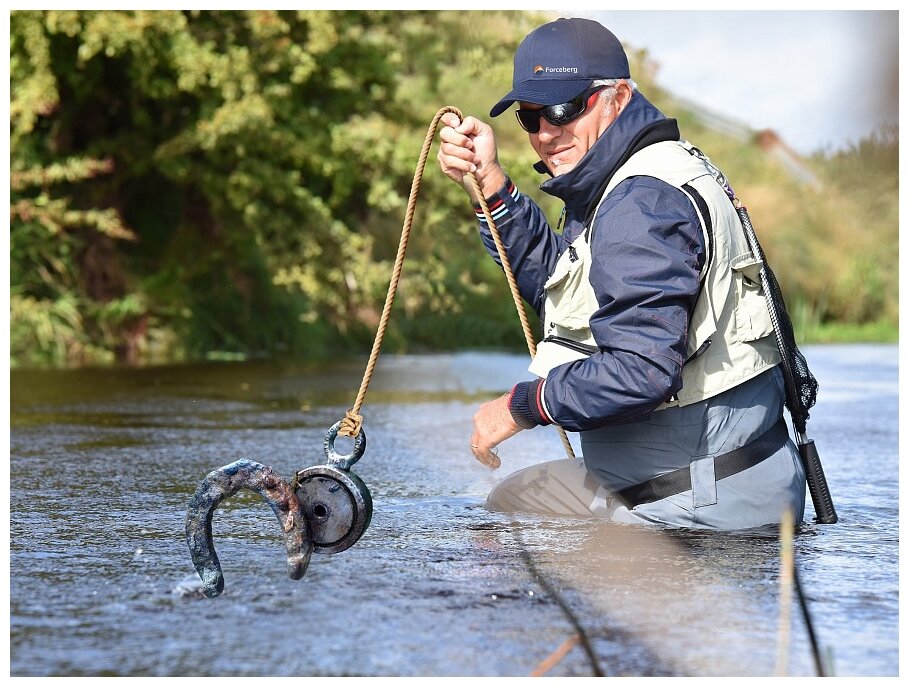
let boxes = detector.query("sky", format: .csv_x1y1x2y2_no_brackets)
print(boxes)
561,9,899,156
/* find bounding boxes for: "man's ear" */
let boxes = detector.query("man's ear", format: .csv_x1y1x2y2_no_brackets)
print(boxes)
613,81,634,114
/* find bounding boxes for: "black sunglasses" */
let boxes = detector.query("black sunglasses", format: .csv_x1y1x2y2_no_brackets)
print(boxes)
514,86,606,134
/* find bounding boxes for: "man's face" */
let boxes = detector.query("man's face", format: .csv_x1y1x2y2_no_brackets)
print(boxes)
522,84,630,176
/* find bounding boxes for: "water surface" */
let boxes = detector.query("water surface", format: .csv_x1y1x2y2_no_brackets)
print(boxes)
9,345,898,676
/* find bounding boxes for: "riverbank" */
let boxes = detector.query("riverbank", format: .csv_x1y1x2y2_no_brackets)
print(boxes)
9,325,899,370
797,320,898,344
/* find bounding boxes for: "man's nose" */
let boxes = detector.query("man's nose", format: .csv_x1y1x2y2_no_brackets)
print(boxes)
535,117,562,142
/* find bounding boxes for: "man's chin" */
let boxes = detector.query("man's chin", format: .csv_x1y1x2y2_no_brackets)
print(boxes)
549,160,577,176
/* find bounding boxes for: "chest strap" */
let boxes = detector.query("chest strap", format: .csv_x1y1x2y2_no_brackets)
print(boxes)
617,419,790,509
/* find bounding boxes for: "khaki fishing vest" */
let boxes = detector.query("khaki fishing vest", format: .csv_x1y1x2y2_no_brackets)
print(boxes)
529,140,780,409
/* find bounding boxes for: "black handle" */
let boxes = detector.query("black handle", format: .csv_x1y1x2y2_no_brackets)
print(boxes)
799,440,838,524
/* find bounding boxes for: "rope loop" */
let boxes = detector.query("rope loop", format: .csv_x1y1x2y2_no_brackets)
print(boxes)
338,410,364,439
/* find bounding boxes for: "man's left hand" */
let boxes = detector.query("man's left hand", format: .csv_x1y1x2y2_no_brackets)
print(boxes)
469,392,522,469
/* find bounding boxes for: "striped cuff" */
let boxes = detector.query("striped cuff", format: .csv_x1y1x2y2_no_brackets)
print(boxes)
508,380,552,429
473,177,521,224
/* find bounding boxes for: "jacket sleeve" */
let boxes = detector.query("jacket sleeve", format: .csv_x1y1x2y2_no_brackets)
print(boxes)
509,177,705,432
473,177,564,315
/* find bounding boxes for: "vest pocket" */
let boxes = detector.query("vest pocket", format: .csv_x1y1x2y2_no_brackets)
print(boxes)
543,252,599,332
731,255,775,342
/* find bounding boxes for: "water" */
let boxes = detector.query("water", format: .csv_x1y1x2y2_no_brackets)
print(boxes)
9,345,898,676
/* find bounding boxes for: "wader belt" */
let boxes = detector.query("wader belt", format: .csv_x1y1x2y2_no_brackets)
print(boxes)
617,419,789,508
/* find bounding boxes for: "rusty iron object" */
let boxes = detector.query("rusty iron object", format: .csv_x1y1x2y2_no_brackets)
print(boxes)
291,420,373,554
185,459,312,598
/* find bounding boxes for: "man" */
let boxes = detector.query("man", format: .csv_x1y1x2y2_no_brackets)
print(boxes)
437,17,806,529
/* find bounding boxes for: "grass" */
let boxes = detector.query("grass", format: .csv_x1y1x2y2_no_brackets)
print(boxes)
797,320,898,345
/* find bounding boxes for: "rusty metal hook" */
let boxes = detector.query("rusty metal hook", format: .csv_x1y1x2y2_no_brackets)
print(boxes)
185,459,313,598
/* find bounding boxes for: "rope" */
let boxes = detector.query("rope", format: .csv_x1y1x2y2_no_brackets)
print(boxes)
336,106,592,675
775,508,794,676
531,634,580,676
340,106,575,461
774,507,830,677
338,106,455,437
465,153,576,460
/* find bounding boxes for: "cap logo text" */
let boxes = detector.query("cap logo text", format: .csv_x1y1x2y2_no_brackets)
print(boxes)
534,66,579,75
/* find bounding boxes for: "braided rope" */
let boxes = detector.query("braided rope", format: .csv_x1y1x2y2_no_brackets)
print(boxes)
340,106,575,461
464,154,576,460
338,106,454,438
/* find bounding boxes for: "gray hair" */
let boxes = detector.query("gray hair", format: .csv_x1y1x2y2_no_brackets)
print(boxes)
591,78,636,111
592,78,637,92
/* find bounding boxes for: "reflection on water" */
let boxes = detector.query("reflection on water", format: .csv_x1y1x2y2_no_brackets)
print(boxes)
9,346,898,676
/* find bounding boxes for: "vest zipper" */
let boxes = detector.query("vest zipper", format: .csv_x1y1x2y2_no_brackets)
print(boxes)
666,337,717,404
543,335,598,356
685,338,712,364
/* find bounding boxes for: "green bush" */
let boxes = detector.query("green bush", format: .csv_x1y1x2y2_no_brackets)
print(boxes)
10,10,898,367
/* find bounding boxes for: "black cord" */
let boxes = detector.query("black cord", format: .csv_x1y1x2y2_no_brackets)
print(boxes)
793,563,827,676
511,523,604,676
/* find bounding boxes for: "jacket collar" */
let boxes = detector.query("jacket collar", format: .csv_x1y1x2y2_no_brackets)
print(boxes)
536,91,680,223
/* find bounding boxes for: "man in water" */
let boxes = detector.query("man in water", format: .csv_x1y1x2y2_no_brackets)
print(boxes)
437,17,805,528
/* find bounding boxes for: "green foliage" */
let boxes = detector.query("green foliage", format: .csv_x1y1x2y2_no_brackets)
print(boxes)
9,10,898,368
806,126,899,328
10,9,559,366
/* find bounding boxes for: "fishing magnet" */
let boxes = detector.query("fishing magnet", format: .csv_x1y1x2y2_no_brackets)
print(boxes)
294,464,373,554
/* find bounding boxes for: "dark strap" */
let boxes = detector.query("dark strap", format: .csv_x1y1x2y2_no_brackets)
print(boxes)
681,182,714,280
617,419,790,508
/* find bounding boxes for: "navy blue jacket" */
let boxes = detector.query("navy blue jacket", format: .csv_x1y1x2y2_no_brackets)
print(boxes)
474,92,705,432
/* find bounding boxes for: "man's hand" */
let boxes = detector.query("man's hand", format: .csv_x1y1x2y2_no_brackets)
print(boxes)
469,392,523,469
437,113,506,201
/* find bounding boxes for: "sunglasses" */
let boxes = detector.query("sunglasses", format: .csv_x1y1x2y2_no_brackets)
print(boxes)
514,86,607,134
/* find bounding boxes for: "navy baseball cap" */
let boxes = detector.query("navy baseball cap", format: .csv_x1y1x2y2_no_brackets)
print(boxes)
490,17,630,117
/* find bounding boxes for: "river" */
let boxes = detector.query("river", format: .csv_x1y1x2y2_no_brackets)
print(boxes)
9,344,898,676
